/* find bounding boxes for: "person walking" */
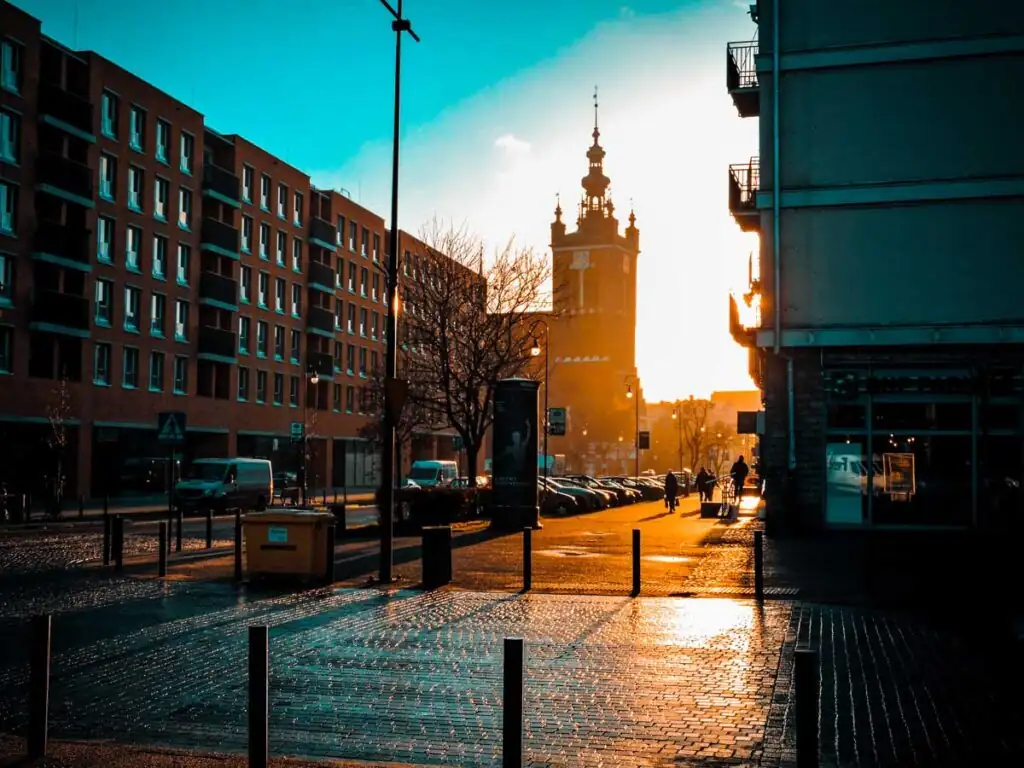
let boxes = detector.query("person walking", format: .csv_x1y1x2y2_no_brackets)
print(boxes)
730,455,750,499
664,470,679,512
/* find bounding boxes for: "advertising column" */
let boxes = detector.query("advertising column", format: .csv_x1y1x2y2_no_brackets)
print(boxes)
492,378,541,529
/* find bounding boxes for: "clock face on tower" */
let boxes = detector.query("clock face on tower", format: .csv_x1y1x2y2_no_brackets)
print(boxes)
571,251,590,270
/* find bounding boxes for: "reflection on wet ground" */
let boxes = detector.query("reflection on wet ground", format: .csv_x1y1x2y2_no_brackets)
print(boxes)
0,587,790,766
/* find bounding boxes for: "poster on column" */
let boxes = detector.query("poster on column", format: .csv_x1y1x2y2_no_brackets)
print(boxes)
492,378,540,513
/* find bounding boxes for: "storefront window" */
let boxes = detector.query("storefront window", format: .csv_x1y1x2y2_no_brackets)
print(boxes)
869,434,972,526
825,439,868,524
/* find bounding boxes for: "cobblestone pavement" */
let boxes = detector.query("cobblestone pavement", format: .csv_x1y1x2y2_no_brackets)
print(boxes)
0,586,793,767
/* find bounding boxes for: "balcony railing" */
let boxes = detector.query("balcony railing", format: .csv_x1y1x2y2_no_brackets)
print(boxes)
32,223,90,266
307,351,334,379
30,290,90,332
200,217,240,254
307,260,335,291
726,41,760,118
199,271,239,308
202,162,241,204
728,158,760,232
38,83,95,136
309,216,337,247
198,326,237,360
306,305,334,335
36,152,94,202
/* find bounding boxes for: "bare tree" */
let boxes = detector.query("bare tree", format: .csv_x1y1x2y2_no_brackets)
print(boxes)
402,219,556,480
676,398,713,470
45,374,73,512
705,420,738,476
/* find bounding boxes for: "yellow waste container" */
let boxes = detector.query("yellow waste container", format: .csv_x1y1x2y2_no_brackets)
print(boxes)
243,509,333,579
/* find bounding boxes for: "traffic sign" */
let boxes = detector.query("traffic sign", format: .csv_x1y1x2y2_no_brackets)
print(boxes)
290,421,304,443
548,407,567,436
638,430,651,450
157,411,187,445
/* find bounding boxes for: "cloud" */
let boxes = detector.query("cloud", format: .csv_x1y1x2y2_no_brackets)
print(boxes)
494,133,531,156
619,6,637,19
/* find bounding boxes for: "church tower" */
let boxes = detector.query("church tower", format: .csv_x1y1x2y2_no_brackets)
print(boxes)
544,90,643,473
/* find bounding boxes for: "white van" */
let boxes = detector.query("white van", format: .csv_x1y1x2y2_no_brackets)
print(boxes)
407,460,458,488
175,458,273,514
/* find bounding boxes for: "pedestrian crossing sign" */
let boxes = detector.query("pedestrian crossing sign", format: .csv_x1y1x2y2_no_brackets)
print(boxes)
157,411,187,445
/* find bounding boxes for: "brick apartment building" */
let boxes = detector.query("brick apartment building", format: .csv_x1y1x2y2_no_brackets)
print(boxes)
0,0,456,500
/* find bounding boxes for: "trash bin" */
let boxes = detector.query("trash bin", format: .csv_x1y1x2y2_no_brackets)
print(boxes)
243,509,333,579
421,525,453,589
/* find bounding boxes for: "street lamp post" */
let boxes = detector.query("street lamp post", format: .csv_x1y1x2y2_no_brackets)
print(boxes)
377,0,419,584
671,403,683,473
302,370,320,506
529,325,549,481
625,380,639,480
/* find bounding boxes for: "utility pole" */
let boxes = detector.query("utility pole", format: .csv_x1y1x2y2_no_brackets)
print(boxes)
378,0,419,583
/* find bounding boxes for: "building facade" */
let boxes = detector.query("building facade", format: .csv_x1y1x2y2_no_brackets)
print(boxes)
0,0,451,500
726,0,1024,531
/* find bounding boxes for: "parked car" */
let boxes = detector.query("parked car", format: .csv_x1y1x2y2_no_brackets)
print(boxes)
542,477,603,511
538,481,580,516
598,478,642,504
608,476,663,501
176,458,273,514
407,460,459,488
556,477,616,508
566,475,636,505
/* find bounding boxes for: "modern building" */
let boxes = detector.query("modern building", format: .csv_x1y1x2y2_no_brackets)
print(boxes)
726,0,1024,531
528,106,646,475
0,0,451,500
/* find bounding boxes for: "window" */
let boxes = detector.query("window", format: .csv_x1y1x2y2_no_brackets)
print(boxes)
277,183,287,218
238,316,251,353
272,373,283,405
256,370,267,403
127,166,143,211
125,226,141,271
360,267,368,297
239,265,251,303
347,304,355,334
359,347,367,377
371,312,379,340
99,154,116,200
274,277,285,313
241,215,252,252
346,344,355,374
176,243,190,285
173,356,188,394
274,325,285,359
256,320,268,357
290,329,301,363
334,300,343,330
293,191,303,226
373,233,381,263
178,187,192,229
129,106,146,151
151,235,167,279
258,272,268,307
361,227,369,258
2,181,19,233
242,166,253,203
154,177,169,220
349,221,357,251
335,258,344,289
1,40,22,94
259,223,269,259
101,91,118,137
174,299,189,341
122,346,140,388
97,216,114,262
260,174,270,210
336,216,345,246
372,273,380,302
179,131,194,174
0,110,18,162
0,253,11,305
289,376,299,407
348,261,356,292
292,239,302,272
94,279,112,326
333,383,341,411
123,286,140,332
237,367,249,401
359,308,367,337
291,283,302,317
151,293,165,336
149,351,164,391
333,340,342,369
276,231,286,266
93,343,111,385
345,385,354,413
155,119,170,163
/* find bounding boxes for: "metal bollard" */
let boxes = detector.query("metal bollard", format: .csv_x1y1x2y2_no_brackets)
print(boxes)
102,512,111,566
103,493,108,516
158,522,168,577
23,492,31,522
325,523,336,583
113,516,124,572
234,510,243,582
175,509,183,553
248,625,269,768
631,528,641,596
78,494,84,519
28,615,52,760
795,648,820,768
205,508,213,549
523,527,532,592
754,530,764,601
502,637,523,768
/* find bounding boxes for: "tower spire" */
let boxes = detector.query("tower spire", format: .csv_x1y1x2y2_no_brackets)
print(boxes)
581,88,610,219
593,85,599,142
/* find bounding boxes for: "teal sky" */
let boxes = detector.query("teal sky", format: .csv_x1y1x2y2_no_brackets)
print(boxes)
13,0,762,400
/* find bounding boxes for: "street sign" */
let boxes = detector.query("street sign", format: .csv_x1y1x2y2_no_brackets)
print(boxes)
547,407,567,436
638,430,651,450
290,421,304,443
157,411,187,445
